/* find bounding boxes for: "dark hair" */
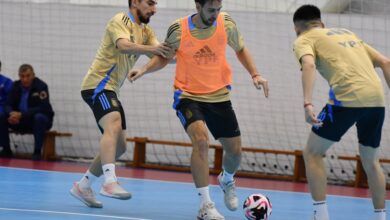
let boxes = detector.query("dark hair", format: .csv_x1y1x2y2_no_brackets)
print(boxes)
195,0,220,7
293,5,321,23
19,64,34,75
0,60,1,69
129,0,131,7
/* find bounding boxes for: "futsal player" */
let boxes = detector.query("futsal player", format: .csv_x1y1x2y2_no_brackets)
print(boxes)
70,0,172,208
128,0,269,219
292,5,390,220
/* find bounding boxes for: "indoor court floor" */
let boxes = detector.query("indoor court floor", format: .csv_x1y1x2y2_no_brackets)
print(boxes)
0,159,389,220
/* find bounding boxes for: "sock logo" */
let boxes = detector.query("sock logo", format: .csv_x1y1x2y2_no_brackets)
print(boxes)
105,169,110,172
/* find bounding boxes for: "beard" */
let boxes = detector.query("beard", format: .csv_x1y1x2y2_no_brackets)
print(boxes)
137,8,153,24
200,10,215,27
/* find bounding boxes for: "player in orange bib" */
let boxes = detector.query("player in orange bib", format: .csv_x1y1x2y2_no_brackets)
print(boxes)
128,0,269,219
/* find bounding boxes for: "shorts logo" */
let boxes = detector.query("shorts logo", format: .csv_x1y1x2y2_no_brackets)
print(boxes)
185,109,193,119
111,99,119,107
193,45,217,65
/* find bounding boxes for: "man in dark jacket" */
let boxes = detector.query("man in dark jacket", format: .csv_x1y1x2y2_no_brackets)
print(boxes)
0,64,54,160
0,60,13,114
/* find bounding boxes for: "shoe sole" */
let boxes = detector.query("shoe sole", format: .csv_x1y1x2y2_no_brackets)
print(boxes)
99,190,132,200
69,189,103,208
197,217,224,220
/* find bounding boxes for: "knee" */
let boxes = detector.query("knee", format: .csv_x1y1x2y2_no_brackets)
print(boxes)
105,120,122,136
225,145,241,157
33,114,49,124
361,159,380,173
192,135,209,160
303,148,322,162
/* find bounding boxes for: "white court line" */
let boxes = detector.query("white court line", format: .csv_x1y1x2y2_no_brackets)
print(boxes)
0,207,152,220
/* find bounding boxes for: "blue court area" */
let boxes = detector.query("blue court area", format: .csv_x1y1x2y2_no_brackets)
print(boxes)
0,167,387,220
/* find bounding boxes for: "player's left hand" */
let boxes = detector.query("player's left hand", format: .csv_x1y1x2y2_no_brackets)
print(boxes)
128,69,145,83
253,75,269,98
304,105,323,127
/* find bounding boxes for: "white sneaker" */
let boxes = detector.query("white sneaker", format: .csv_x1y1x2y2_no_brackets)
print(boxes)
70,182,103,208
100,181,132,200
197,202,225,220
217,173,238,211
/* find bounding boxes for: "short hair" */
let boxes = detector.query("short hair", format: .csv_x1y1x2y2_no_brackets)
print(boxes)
129,0,131,7
0,60,2,69
19,64,34,75
293,5,321,23
194,0,221,7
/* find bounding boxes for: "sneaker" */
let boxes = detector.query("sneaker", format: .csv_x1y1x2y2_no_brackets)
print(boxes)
197,202,225,220
70,182,103,208
218,172,238,211
100,181,132,200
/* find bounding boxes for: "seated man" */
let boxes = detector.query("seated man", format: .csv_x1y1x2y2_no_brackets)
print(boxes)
0,64,54,160
0,60,13,115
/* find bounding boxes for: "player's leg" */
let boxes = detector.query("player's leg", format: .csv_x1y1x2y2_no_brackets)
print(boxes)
359,146,386,212
218,137,241,211
304,132,333,201
305,105,355,220
96,93,130,200
206,100,241,211
70,90,129,207
356,107,386,220
175,98,224,220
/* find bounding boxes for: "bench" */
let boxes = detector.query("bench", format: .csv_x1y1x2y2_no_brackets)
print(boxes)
338,155,390,189
126,137,306,182
10,130,72,160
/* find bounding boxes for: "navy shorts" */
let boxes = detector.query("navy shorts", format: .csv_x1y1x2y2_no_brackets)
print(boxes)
81,89,126,133
312,104,385,148
174,98,241,140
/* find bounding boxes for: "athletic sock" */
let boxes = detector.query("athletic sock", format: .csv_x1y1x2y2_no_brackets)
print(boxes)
222,170,235,183
197,186,212,208
313,200,329,220
374,209,386,220
102,163,117,184
78,170,98,189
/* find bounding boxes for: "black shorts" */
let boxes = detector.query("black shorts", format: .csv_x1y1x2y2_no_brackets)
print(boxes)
312,104,385,148
81,89,126,133
174,98,240,140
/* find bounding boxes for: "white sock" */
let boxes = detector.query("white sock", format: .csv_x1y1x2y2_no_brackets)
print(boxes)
313,200,329,220
78,170,98,189
197,186,212,208
374,209,386,220
102,163,117,184
222,170,235,183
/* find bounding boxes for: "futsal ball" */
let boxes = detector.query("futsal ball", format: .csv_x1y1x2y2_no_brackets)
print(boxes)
243,193,272,220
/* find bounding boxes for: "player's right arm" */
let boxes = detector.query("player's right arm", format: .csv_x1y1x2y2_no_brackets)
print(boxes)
107,13,171,58
128,20,181,82
294,36,322,127
363,42,390,89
